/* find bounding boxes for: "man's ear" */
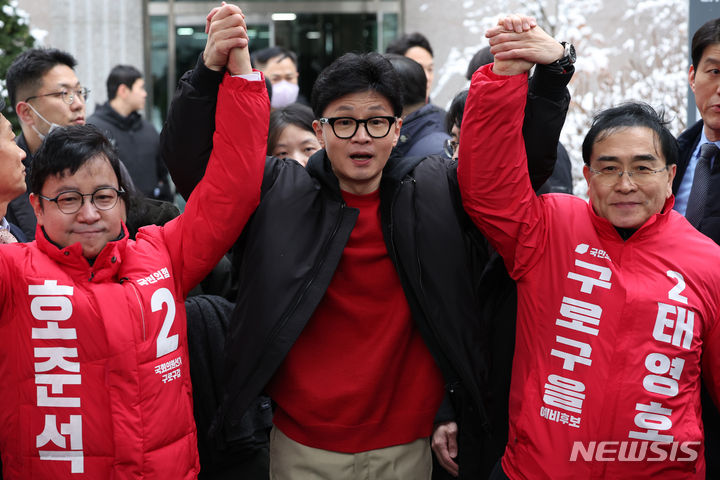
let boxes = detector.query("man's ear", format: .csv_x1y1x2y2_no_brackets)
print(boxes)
582,164,592,186
666,163,677,198
688,65,696,94
15,102,34,125
312,119,325,148
29,193,44,225
116,83,131,100
391,117,403,148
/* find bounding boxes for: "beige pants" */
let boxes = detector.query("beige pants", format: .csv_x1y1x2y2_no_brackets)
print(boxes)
269,426,432,480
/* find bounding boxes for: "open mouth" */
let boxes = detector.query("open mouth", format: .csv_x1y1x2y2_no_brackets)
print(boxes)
350,153,372,162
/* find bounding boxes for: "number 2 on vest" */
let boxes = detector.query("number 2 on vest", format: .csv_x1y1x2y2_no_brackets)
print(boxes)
151,287,179,358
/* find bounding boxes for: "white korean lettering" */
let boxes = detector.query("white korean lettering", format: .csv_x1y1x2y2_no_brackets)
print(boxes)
567,259,612,294
653,303,694,350
29,281,84,471
556,297,601,336
551,336,592,371
34,347,79,373
37,415,83,473
36,374,81,407
543,374,585,414
642,353,685,397
629,402,674,443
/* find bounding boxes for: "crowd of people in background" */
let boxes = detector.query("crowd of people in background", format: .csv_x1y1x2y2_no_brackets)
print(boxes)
0,3,719,480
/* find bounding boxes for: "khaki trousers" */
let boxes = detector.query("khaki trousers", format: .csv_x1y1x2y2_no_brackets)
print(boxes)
269,426,432,480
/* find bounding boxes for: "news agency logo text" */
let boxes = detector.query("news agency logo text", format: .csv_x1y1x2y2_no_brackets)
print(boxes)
569,441,700,462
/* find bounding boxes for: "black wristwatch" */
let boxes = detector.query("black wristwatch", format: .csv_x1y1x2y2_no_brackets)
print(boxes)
550,42,576,72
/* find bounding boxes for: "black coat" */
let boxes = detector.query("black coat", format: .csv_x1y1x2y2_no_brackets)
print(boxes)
673,120,720,241
185,295,272,479
393,103,450,159
160,57,570,479
674,120,720,480
88,102,171,200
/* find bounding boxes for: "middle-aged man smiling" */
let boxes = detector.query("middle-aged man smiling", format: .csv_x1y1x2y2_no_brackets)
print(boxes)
458,13,720,480
0,5,267,478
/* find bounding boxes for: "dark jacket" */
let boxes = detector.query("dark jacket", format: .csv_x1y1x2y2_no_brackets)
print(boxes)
674,119,720,480
185,295,271,479
536,142,573,195
673,120,720,241
6,134,35,240
88,102,171,200
393,103,450,159
160,58,571,478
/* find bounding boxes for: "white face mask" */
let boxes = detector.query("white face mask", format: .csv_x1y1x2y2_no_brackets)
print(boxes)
26,102,61,140
270,81,300,109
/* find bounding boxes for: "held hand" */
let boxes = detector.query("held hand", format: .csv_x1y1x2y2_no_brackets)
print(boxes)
486,14,565,68
492,13,537,33
431,421,459,477
203,3,249,72
228,44,252,76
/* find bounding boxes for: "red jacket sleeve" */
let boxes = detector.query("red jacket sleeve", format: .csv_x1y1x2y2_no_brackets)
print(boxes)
457,64,547,279
159,73,269,297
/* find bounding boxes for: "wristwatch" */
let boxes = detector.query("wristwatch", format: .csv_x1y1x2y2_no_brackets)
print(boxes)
550,42,576,72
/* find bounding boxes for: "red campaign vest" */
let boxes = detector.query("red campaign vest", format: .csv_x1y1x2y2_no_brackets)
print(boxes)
0,72,268,479
458,66,720,479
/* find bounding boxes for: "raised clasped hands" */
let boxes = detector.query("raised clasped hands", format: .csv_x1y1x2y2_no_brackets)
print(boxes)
486,14,565,76
203,2,252,75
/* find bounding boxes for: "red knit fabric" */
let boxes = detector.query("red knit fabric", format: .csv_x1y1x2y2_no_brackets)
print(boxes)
268,189,445,453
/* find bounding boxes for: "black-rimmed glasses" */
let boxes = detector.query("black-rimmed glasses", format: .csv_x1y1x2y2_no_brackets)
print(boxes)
319,116,396,139
25,87,90,105
39,187,125,214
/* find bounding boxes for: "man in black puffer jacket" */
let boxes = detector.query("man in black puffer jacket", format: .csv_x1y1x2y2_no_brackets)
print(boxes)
161,7,572,478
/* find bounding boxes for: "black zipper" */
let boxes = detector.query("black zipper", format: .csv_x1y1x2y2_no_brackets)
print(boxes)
392,176,484,420
260,202,347,358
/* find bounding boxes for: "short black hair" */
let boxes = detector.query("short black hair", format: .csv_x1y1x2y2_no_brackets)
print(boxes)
691,18,720,71
384,54,426,107
106,64,143,100
30,124,127,195
311,52,403,118
268,103,315,154
251,46,298,69
581,102,678,166
445,89,469,134
385,32,433,57
6,48,78,108
466,46,494,80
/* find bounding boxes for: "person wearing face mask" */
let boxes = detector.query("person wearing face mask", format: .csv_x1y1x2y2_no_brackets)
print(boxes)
4,48,87,240
0,9,268,477
251,46,309,109
6,49,139,242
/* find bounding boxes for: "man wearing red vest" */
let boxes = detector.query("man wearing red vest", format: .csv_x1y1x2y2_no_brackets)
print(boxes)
459,13,720,479
0,5,267,478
